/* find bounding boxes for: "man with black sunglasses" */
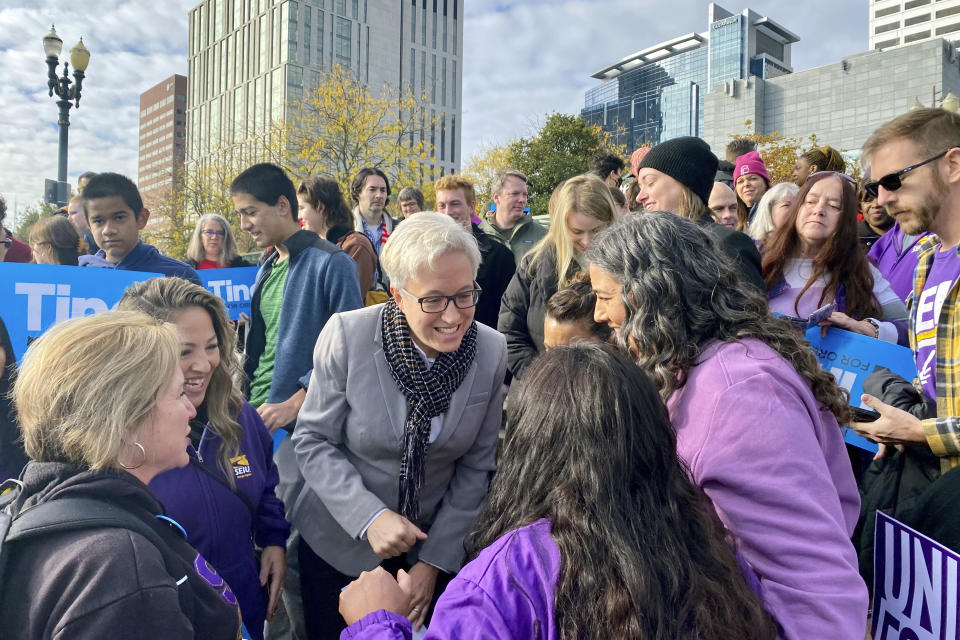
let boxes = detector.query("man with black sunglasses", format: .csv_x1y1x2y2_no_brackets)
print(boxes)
855,108,960,475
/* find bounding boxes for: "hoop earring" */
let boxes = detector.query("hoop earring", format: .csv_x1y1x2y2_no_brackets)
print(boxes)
119,442,147,470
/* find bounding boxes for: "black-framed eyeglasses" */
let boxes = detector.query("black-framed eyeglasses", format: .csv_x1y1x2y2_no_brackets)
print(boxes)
864,150,949,198
399,285,482,313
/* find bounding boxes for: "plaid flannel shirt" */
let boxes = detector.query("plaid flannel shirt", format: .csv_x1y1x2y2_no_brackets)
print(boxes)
909,235,960,472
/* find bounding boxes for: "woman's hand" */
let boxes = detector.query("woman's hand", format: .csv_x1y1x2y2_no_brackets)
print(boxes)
400,563,438,631
257,388,306,433
259,545,286,620
339,567,411,626
366,510,427,558
819,311,877,338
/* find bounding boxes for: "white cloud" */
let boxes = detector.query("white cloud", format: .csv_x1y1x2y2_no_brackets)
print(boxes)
0,0,868,226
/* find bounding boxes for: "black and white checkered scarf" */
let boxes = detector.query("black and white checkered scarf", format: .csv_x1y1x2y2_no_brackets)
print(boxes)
381,299,477,521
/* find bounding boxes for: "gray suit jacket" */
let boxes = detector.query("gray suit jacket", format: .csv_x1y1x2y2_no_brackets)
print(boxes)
288,304,507,576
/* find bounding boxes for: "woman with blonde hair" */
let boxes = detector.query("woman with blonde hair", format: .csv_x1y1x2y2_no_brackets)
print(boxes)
118,278,289,640
186,213,246,269
0,311,242,639
498,174,616,379
29,215,86,265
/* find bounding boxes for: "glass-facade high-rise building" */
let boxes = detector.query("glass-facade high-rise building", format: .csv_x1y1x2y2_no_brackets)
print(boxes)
187,0,463,175
582,3,797,151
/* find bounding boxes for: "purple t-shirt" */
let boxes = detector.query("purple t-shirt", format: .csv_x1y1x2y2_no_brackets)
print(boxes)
915,245,960,401
867,223,930,303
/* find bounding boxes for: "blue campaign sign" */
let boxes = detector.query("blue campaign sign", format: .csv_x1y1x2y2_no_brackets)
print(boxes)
872,511,959,639
0,263,162,362
199,267,259,321
805,327,919,453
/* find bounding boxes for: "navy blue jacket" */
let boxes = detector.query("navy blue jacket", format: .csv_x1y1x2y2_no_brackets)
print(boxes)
244,229,363,427
150,400,289,640
79,240,202,285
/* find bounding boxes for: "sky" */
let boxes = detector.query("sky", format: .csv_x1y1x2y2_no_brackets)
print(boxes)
0,0,866,225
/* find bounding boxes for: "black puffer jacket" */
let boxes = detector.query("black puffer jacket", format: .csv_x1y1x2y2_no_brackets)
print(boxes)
473,224,516,329
1,462,242,640
498,244,576,380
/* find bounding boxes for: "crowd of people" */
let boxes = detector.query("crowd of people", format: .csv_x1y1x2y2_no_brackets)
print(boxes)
2,106,960,640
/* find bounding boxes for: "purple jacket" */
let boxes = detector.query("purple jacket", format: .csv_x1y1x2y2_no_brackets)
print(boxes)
668,339,867,640
867,223,930,303
150,400,290,640
342,519,559,640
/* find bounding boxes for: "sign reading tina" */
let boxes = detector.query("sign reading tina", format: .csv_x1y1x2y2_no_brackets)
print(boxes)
872,511,959,639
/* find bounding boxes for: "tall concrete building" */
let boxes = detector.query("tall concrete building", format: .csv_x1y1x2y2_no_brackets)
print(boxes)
582,3,797,151
870,0,960,51
187,0,463,176
138,74,188,204
702,38,960,157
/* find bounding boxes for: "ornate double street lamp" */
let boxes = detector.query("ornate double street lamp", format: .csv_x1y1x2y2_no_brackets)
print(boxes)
42,25,91,206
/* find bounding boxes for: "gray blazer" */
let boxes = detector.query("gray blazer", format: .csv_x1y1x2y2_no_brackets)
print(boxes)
288,304,507,576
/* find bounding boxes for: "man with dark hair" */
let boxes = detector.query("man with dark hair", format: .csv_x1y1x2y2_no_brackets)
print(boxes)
0,195,32,263
350,167,395,256
231,162,362,432
77,171,97,194
725,138,756,164
590,152,626,187
434,174,515,328
77,173,200,283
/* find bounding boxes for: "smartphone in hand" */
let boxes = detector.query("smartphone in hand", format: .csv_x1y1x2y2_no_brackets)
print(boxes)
851,406,880,422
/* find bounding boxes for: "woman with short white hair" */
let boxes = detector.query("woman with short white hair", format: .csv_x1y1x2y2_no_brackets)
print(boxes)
287,211,508,639
747,182,800,253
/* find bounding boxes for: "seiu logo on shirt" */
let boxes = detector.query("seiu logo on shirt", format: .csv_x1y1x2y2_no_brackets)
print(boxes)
230,454,252,479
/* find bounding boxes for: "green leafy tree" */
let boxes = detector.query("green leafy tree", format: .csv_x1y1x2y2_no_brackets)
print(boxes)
14,201,59,241
509,113,626,217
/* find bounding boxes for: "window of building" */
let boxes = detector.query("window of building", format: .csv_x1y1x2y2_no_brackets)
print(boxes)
452,15,457,55
440,114,446,162
905,13,930,26
904,0,930,8
421,49,426,95
450,114,456,162
410,47,416,93
422,0,427,44
335,0,346,15
905,28,931,41
353,0,358,19
336,16,351,67
937,21,960,35
441,57,447,106
432,0,437,48
755,31,784,61
431,54,437,102
874,20,900,33
304,7,311,65
875,5,900,18
318,11,325,67
442,8,447,51
937,5,960,18
411,2,416,40
452,61,456,108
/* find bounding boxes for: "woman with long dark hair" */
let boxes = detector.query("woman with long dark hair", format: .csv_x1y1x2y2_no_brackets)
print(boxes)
588,212,869,639
763,172,907,342
338,344,776,639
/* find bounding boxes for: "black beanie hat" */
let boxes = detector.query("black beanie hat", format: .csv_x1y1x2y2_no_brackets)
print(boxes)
638,136,718,207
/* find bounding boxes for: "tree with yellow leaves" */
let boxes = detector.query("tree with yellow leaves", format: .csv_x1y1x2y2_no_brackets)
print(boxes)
461,143,515,215
271,64,440,209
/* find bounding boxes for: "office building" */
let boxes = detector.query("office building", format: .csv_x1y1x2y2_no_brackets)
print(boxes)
187,0,463,176
870,0,960,51
138,74,188,204
582,3,798,150
702,37,960,157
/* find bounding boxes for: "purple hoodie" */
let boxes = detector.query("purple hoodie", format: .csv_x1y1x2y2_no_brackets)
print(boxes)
342,519,559,640
150,400,290,640
668,338,867,640
867,222,931,303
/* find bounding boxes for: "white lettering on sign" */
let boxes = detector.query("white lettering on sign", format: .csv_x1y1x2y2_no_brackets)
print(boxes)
207,280,251,303
14,282,109,331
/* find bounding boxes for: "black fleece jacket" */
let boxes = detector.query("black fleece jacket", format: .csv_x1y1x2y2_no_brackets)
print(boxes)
1,462,241,640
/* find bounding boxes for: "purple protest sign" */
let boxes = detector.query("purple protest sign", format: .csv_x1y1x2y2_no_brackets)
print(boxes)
872,511,959,639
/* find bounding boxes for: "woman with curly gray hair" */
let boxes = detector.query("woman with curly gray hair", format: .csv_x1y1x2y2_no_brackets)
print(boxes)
586,212,868,640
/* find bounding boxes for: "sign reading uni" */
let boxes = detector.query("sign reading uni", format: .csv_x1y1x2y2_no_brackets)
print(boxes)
872,511,960,639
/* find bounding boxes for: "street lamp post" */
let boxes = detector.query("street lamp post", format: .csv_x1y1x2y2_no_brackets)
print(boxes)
42,25,90,206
